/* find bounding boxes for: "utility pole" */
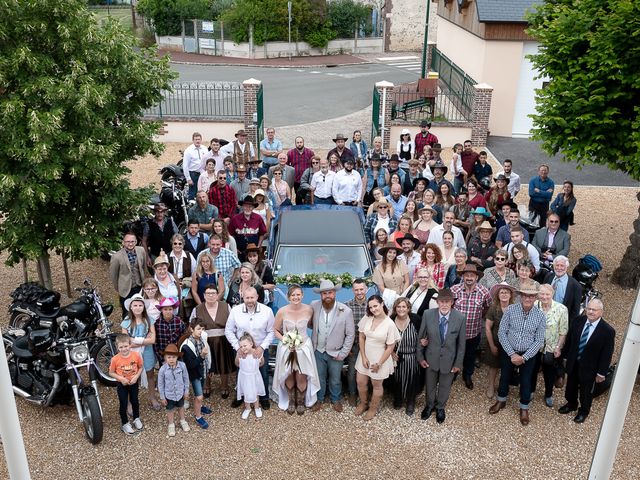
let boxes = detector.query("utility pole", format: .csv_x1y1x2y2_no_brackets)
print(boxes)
420,0,431,78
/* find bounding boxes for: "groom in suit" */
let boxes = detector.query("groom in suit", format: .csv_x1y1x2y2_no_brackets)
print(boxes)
310,280,355,413
559,298,615,423
416,289,466,423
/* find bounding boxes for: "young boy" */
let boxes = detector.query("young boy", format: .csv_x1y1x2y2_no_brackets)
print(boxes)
157,343,191,437
181,319,212,429
109,334,144,435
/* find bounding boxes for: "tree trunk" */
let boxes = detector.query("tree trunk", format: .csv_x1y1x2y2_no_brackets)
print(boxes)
36,252,53,290
611,192,640,289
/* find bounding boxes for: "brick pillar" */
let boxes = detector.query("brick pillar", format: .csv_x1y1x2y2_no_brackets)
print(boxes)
375,80,394,151
243,78,261,149
471,83,493,147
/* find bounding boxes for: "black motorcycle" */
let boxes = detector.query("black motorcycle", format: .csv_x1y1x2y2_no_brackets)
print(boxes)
9,280,118,387
3,323,104,444
156,164,194,234
573,256,602,315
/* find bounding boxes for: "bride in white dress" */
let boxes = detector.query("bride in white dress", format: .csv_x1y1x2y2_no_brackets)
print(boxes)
272,285,320,414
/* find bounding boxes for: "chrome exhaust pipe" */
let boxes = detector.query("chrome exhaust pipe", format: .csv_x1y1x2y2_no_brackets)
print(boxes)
12,386,46,405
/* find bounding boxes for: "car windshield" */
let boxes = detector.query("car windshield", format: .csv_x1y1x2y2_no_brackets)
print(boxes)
274,245,372,277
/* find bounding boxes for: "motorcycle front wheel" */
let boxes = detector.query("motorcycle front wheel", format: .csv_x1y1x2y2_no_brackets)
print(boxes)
81,394,103,444
90,339,118,387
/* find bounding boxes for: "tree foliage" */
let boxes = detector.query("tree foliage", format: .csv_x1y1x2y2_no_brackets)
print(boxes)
137,0,213,35
527,0,640,179
0,0,175,273
327,0,372,38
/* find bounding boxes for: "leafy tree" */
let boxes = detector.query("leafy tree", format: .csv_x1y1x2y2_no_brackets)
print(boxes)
0,0,175,288
327,0,371,38
138,0,212,36
527,0,640,288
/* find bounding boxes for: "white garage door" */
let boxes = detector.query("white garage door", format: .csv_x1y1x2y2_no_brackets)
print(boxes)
511,42,548,137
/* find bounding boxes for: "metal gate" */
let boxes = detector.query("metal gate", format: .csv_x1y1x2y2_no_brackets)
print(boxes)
182,20,197,53
371,86,380,144
255,84,264,147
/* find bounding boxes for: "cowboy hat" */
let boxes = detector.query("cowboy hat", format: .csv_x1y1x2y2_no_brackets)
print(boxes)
158,297,178,309
249,177,261,185
253,188,266,197
470,207,491,218
153,250,170,267
518,283,540,296
235,163,247,172
378,241,403,257
401,128,411,136
312,279,342,293
434,288,454,303
245,243,266,254
430,160,448,175
494,173,510,185
332,133,348,142
238,194,258,207
124,293,146,312
490,282,517,299
458,263,484,279
419,205,437,215
412,177,429,189
477,221,495,233
234,129,248,137
420,120,432,128
161,343,183,358
395,233,421,250
389,153,400,163
500,200,519,211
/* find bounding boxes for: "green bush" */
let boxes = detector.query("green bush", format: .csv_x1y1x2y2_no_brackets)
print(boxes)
305,21,336,48
137,0,212,36
327,0,371,38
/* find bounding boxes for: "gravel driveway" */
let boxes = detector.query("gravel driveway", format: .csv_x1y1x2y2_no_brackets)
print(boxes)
1,143,639,480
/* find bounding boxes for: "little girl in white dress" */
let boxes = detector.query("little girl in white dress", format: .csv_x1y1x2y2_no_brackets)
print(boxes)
235,333,266,420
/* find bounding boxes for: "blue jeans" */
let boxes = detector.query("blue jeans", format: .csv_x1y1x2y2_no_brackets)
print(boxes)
497,349,537,409
346,344,360,396
188,171,200,200
315,350,343,403
453,175,464,196
258,349,270,402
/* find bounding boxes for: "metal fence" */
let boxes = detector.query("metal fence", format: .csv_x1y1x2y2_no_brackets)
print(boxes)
391,82,473,123
430,48,477,116
143,82,244,120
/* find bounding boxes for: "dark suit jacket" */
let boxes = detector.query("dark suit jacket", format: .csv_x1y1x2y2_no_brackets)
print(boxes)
563,316,615,383
532,227,571,257
543,272,582,323
416,308,466,373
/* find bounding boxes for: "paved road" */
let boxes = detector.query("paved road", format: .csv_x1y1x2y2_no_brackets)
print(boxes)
172,63,418,127
487,136,640,188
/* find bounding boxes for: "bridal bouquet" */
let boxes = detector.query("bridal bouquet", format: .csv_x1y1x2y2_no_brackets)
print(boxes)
281,329,304,370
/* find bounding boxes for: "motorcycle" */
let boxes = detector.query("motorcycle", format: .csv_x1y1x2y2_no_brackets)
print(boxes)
9,280,118,387
156,164,194,234
572,254,603,315
3,323,104,444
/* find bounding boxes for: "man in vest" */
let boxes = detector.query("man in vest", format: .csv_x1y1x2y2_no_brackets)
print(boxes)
141,203,178,267
220,129,256,166
183,219,210,258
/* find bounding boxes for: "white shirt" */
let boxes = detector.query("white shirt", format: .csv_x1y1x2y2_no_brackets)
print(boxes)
225,302,275,351
373,215,391,235
399,251,421,282
183,144,208,175
428,224,466,249
220,141,256,160
311,170,336,198
450,153,463,177
332,169,362,204
497,170,521,198
169,250,195,279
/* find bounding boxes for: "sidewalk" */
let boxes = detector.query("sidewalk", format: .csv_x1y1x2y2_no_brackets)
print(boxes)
160,49,370,68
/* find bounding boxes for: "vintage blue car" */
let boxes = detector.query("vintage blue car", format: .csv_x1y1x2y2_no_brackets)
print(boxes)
268,205,377,310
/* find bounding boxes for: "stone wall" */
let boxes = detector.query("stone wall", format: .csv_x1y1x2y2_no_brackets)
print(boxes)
387,0,438,52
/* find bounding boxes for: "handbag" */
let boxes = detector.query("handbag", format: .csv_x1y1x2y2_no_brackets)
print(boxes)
542,351,555,366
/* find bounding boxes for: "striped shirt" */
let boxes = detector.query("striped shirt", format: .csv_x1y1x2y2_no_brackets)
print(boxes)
498,303,546,361
451,282,491,339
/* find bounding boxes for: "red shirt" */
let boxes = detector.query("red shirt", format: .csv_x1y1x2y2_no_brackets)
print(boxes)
461,150,479,175
208,183,237,219
287,147,315,183
228,212,266,252
414,132,439,156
